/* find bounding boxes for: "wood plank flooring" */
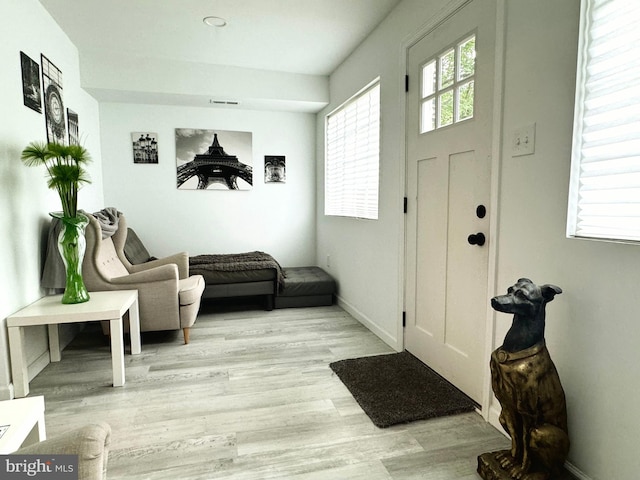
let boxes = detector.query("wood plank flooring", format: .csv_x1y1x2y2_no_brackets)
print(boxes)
28,302,510,479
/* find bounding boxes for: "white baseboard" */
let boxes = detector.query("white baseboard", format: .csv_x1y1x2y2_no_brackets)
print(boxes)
335,295,401,351
0,383,13,400
487,404,507,435
28,350,50,382
564,463,591,480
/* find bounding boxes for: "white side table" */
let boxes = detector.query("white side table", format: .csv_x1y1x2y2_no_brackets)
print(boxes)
7,290,141,398
0,395,46,453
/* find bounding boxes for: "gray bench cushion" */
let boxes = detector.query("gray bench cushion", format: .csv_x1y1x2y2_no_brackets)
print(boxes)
279,266,336,296
275,266,336,308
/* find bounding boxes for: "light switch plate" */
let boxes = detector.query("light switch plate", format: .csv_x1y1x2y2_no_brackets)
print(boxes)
512,123,536,157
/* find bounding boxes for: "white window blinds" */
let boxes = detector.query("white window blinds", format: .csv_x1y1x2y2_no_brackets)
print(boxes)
325,81,380,220
567,0,640,242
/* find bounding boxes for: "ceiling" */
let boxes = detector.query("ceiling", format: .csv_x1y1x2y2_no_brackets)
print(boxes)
38,0,403,76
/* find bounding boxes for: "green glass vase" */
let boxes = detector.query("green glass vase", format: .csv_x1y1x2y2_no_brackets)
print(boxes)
51,212,90,304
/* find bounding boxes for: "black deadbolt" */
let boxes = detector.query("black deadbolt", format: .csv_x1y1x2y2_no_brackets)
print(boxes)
476,205,487,219
468,232,486,246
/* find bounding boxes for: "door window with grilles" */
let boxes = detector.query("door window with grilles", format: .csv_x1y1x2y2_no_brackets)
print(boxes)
420,34,476,133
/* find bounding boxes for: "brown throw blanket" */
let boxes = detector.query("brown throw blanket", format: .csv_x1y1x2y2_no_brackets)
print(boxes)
189,251,286,291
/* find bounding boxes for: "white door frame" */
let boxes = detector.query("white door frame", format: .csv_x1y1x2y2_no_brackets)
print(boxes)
398,0,506,420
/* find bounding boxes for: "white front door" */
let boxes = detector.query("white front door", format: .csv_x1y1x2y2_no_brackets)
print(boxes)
405,0,496,404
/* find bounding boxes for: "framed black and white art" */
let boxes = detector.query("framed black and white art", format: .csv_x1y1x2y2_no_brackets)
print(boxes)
20,52,41,113
41,55,66,143
67,109,79,145
264,156,286,183
175,129,253,190
131,132,158,164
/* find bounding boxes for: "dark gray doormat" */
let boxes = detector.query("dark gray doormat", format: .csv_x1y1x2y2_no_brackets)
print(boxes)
329,351,478,428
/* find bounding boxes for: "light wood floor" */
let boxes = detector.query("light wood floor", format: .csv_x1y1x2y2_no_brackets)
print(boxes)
28,301,510,479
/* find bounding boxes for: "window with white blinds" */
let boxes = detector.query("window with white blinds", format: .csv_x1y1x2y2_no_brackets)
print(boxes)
325,80,380,220
567,0,640,242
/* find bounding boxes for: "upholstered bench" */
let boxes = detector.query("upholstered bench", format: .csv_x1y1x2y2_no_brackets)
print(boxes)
275,266,336,308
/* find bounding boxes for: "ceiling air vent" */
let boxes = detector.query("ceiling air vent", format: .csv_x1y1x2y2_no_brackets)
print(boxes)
209,99,239,105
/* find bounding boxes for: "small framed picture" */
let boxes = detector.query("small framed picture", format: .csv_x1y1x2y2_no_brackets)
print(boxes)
132,132,158,164
20,52,42,113
67,109,79,145
265,156,286,183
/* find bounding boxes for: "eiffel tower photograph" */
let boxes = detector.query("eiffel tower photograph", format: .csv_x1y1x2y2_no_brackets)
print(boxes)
175,128,253,190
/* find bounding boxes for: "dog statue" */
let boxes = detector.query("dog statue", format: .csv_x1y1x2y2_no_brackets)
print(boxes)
478,278,570,480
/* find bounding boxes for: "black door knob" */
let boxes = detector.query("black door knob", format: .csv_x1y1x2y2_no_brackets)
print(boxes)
467,232,486,246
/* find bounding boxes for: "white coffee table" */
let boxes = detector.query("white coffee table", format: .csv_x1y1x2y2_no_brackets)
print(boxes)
7,290,141,398
0,395,46,453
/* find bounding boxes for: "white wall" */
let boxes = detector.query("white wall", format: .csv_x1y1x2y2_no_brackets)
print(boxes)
0,0,104,399
99,103,317,266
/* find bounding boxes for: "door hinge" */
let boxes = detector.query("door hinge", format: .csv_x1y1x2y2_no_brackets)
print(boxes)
402,311,406,327
405,74,409,93
403,197,408,214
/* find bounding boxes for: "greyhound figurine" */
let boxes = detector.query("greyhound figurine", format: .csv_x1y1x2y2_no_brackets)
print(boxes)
478,278,570,480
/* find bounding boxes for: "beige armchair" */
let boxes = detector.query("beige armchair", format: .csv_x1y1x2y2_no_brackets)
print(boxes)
82,213,205,344
16,422,111,480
